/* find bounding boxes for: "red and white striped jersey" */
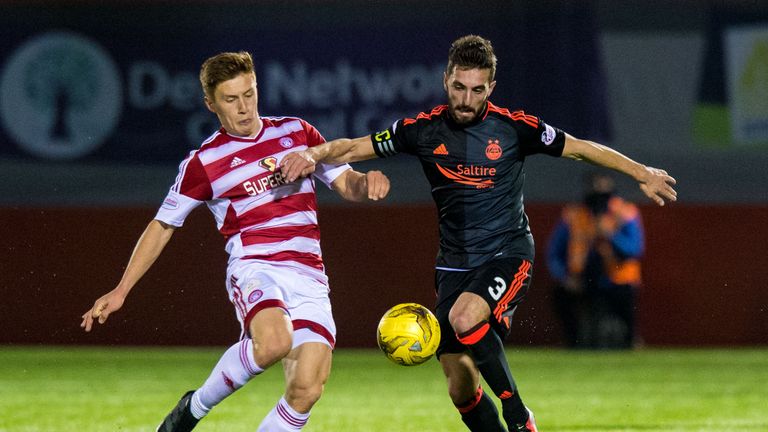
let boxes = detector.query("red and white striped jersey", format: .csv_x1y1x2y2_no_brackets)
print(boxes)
155,116,350,281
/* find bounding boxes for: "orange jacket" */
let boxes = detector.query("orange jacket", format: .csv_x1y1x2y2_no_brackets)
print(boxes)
559,197,643,286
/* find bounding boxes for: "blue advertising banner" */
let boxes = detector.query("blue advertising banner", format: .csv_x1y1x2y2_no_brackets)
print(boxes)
0,2,610,204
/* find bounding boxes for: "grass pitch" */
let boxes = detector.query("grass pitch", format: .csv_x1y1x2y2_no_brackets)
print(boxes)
0,346,766,431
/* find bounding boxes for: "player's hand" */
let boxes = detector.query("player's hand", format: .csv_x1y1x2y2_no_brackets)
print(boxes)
80,289,126,332
280,151,317,183
364,170,390,201
639,166,677,206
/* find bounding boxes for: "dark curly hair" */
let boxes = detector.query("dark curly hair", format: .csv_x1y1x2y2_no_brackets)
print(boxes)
447,35,497,81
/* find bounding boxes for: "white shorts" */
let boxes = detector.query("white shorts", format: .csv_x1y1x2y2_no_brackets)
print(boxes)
226,259,336,349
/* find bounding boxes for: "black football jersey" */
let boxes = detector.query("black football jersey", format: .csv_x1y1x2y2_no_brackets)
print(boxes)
371,101,565,269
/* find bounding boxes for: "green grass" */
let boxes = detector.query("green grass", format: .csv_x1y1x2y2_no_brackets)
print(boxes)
0,347,766,431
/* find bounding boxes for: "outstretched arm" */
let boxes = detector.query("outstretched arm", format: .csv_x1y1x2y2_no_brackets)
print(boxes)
281,135,375,182
561,134,677,206
81,219,176,332
331,169,391,202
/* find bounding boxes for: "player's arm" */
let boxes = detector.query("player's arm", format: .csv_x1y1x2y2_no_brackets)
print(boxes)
331,169,390,202
281,135,376,183
561,134,677,206
80,219,176,332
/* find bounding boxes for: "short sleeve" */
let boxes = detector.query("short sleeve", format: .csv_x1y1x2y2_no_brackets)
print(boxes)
312,162,351,189
371,118,419,158
516,114,566,157
301,119,326,147
154,152,210,227
154,191,204,227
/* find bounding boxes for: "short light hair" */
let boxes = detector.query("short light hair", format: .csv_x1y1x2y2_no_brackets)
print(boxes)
199,51,255,99
447,35,497,81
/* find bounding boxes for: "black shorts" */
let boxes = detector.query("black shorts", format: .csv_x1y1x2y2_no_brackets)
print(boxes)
434,257,533,357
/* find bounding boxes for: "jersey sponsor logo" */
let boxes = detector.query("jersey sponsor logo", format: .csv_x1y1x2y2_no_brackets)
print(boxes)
435,163,495,188
485,139,502,160
230,156,246,168
259,156,278,172
242,170,287,196
433,143,449,155
541,123,556,145
279,137,294,148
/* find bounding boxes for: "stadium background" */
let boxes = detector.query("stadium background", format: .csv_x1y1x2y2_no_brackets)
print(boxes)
1,0,767,349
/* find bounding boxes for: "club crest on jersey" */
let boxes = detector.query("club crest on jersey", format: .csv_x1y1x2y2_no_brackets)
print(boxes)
259,156,278,172
279,137,294,148
248,289,264,304
485,139,502,160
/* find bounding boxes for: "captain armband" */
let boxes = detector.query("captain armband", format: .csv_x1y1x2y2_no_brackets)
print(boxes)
371,129,397,158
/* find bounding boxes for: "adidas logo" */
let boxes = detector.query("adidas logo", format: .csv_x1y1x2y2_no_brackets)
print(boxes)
433,143,449,155
230,156,246,168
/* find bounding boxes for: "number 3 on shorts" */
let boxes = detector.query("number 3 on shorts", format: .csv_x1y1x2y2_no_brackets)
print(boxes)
488,276,507,300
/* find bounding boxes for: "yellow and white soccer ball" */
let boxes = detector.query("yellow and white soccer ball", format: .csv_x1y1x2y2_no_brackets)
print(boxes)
376,303,441,366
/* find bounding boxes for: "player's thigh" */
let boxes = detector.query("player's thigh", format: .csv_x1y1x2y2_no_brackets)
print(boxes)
435,270,474,357
464,257,533,334
282,342,333,399
449,291,492,332
440,352,481,403
248,307,293,365
249,307,293,342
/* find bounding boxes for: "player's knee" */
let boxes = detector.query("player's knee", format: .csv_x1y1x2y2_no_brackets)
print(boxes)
285,380,324,412
449,307,481,335
252,336,292,368
448,295,490,335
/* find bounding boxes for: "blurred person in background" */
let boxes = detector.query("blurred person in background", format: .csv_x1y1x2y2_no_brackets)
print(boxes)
547,172,644,349
81,51,389,432
281,35,675,432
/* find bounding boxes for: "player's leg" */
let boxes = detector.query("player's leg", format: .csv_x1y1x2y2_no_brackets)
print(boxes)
258,289,336,431
435,274,506,431
156,307,291,432
157,264,294,431
194,307,292,414
257,342,332,431
440,352,506,431
449,258,536,431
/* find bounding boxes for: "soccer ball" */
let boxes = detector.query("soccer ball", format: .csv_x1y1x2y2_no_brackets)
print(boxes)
376,303,441,366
